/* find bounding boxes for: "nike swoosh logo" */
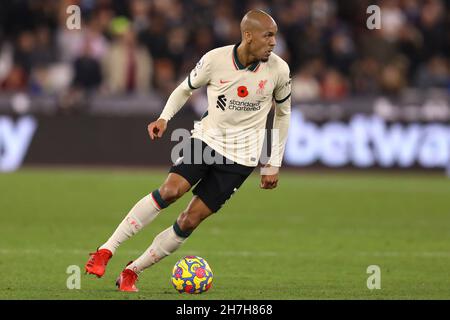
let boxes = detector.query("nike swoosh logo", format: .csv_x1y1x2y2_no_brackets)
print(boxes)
220,80,231,84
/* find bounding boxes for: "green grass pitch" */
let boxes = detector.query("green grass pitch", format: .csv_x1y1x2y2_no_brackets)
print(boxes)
0,168,449,299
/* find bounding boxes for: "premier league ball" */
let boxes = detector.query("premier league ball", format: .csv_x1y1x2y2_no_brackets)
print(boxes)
171,256,213,294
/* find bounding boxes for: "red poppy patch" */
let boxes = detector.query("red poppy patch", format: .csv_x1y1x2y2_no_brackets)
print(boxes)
237,86,248,98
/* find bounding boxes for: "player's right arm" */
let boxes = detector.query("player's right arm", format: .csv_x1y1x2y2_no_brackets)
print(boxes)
148,54,211,140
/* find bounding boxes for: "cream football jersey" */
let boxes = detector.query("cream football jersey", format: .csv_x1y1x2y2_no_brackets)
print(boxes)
159,44,291,167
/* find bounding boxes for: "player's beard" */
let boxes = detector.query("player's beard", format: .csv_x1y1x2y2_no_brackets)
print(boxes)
261,50,272,62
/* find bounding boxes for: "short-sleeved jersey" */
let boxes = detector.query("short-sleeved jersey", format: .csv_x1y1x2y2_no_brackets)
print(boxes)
181,44,291,167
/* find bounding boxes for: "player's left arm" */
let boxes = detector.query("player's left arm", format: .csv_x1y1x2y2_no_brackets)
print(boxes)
261,63,291,190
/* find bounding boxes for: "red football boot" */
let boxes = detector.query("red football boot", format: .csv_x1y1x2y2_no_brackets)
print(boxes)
85,248,112,278
116,265,139,292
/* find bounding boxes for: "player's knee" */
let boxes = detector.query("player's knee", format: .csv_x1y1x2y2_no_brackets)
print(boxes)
159,183,184,203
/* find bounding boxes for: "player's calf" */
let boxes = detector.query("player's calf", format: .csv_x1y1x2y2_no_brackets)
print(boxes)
124,222,189,275
176,196,213,233
98,190,170,255
176,210,208,233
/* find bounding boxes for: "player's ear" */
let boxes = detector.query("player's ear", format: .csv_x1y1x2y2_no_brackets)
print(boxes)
244,31,252,44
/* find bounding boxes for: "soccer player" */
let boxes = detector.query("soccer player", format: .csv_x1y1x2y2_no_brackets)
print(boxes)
85,9,291,292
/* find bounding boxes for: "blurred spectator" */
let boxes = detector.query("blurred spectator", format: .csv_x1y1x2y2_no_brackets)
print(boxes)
415,56,450,89
32,26,57,66
166,27,188,72
380,0,406,42
153,58,176,97
57,10,110,63
139,15,168,60
326,31,356,75
129,0,151,33
296,24,326,64
418,0,447,62
31,63,73,95
379,62,408,96
350,57,380,95
402,0,421,23
0,0,448,102
102,17,152,94
359,28,398,64
213,2,240,45
397,22,423,75
1,65,27,91
311,0,336,29
291,67,321,102
13,31,35,75
272,33,289,62
72,42,102,91
0,37,13,84
321,69,349,100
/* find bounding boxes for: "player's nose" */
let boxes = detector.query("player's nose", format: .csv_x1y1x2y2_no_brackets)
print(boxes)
269,38,276,48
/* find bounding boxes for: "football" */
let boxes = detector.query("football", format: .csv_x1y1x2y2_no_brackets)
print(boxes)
171,256,213,294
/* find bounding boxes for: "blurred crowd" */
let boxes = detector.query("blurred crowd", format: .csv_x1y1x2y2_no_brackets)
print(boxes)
0,0,449,106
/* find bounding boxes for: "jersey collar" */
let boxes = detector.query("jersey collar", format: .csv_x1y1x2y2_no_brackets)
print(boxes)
232,43,261,72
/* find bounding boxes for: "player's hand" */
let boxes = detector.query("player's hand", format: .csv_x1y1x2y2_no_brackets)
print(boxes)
260,165,279,189
147,118,167,140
